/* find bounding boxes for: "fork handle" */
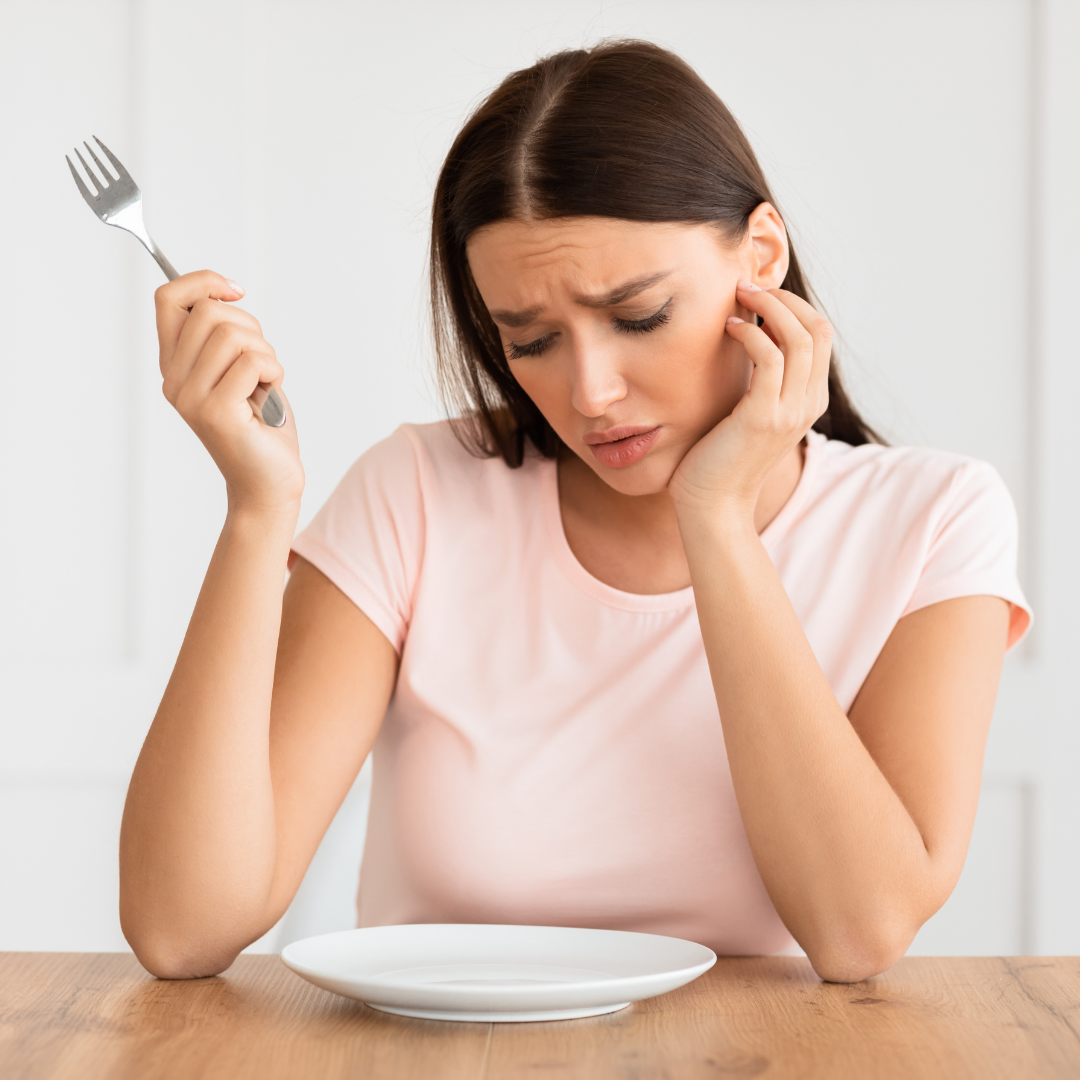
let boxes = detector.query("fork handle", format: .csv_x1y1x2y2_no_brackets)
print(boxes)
156,249,180,282
154,249,286,428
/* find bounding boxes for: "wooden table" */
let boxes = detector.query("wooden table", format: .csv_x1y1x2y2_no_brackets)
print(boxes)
1,953,1078,1079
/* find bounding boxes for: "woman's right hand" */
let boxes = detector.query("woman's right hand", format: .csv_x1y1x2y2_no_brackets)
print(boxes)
155,270,304,515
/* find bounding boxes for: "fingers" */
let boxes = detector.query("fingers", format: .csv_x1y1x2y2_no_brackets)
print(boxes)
731,282,832,419
734,283,813,403
204,351,286,432
765,289,833,417
724,316,784,402
155,270,245,356
171,322,280,405
173,344,282,432
164,293,265,391
154,270,289,443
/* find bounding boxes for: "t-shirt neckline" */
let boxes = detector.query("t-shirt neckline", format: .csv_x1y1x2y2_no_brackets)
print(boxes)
540,431,824,613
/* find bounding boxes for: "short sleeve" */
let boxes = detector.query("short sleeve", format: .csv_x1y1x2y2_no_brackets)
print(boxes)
290,426,425,653
900,461,1032,649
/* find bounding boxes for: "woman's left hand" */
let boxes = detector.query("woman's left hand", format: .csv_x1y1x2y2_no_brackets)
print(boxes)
669,281,832,520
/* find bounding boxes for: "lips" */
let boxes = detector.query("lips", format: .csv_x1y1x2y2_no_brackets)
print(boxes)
582,424,657,446
584,426,660,469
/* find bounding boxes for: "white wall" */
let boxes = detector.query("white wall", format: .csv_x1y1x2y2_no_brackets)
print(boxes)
1,0,1076,957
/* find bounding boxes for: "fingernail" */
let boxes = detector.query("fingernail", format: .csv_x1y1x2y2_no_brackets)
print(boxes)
737,280,761,292
226,279,245,295
727,316,745,325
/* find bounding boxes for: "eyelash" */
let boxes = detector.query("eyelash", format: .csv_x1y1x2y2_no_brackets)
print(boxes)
613,299,673,336
507,299,673,360
507,334,555,360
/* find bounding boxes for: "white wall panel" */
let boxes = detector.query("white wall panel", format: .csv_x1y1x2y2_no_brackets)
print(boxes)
0,2,134,665
911,780,1032,955
0,778,127,951
1029,0,1080,955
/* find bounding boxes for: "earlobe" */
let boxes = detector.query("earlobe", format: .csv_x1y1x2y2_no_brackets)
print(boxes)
747,202,789,290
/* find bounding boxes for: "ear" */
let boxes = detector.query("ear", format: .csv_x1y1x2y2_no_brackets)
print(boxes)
747,202,789,289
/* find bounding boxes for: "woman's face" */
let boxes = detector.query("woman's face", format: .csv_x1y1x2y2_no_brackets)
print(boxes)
467,214,785,496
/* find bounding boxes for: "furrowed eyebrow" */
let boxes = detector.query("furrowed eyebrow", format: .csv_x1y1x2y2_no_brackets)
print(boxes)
489,270,673,328
576,270,673,308
489,307,542,328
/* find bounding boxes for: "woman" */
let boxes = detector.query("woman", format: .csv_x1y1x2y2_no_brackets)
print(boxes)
120,41,1030,984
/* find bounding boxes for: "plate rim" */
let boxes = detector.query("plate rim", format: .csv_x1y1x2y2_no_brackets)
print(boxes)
279,922,717,1005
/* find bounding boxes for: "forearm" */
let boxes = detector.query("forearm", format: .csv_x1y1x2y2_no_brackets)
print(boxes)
678,507,935,981
120,504,298,976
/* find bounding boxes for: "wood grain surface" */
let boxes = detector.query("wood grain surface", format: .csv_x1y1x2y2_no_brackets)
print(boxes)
1,952,1077,1079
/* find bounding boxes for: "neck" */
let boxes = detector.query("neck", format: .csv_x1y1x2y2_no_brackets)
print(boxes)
561,441,804,534
557,442,805,595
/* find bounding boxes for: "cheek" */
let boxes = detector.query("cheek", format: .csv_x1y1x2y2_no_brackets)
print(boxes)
644,322,750,416
507,361,568,418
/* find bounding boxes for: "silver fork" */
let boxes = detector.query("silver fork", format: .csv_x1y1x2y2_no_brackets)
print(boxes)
66,136,286,428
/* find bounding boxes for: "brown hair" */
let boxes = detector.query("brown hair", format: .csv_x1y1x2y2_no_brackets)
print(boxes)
431,39,880,467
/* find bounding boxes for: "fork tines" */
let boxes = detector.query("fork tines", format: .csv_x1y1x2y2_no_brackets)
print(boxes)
66,135,131,218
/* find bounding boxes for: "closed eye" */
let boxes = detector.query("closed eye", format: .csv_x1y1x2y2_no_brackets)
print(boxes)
613,298,673,334
506,297,673,359
507,332,556,360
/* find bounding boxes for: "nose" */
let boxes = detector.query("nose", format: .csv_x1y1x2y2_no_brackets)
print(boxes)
569,338,627,417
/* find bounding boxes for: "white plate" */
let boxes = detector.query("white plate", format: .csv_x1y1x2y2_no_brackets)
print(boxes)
280,923,716,1022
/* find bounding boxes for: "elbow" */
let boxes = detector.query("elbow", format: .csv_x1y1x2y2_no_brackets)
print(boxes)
137,950,236,982
124,927,240,981
121,907,243,981
119,876,279,980
805,923,915,985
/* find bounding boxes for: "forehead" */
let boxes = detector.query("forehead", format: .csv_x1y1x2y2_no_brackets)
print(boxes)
466,217,710,294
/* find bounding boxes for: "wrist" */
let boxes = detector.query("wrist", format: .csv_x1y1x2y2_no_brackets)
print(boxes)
675,498,769,594
672,486,757,532
224,497,302,539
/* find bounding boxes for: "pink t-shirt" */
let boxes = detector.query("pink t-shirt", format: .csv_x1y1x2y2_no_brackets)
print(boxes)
291,421,1031,956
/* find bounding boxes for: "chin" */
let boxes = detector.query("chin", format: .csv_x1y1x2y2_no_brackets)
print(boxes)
587,457,677,497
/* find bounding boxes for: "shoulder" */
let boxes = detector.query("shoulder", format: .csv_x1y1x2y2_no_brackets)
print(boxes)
792,433,1030,648
339,418,508,481
336,419,543,523
815,432,992,486
801,433,1024,607
809,433,1014,529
